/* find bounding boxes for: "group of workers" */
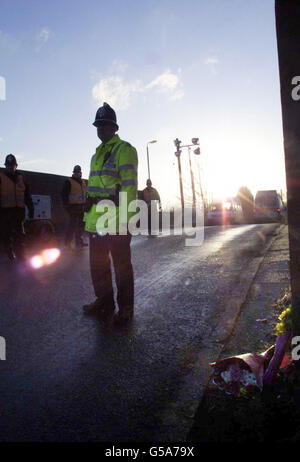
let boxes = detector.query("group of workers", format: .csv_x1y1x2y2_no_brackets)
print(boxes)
0,102,161,326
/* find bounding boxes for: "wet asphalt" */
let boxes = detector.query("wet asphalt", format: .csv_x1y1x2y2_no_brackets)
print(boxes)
0,223,278,441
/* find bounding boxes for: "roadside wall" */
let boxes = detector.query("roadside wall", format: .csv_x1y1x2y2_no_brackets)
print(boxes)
0,168,147,233
0,168,74,233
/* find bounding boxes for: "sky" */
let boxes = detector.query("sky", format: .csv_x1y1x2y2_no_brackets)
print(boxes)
0,0,286,208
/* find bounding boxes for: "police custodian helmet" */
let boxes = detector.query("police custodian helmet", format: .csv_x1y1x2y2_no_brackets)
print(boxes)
93,102,119,130
5,154,17,166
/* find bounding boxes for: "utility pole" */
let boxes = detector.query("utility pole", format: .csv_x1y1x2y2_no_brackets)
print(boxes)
174,137,201,223
188,146,197,210
196,160,204,204
264,1,300,385
276,0,300,336
174,138,185,218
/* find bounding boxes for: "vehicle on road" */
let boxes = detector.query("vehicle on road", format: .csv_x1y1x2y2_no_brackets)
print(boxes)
206,197,244,226
254,190,285,223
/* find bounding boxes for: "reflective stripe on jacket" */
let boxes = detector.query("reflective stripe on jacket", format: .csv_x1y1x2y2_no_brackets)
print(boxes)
68,178,87,205
84,134,138,234
0,172,25,208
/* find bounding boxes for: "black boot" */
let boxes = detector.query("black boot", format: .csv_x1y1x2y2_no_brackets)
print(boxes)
4,241,16,261
83,298,115,317
114,307,134,326
83,298,105,315
7,249,16,261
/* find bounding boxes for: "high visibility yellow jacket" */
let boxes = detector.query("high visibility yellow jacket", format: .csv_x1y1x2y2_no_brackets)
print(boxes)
84,134,138,234
68,177,87,205
0,172,25,208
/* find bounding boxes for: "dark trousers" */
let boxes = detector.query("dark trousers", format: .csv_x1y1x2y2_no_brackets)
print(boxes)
89,234,134,315
0,208,25,259
64,205,84,247
148,207,152,234
147,206,160,235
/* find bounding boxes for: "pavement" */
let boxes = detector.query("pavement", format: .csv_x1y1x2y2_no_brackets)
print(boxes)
0,223,289,442
188,223,291,441
220,223,290,358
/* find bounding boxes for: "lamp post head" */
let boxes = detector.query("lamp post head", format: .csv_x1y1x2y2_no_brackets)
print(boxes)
192,137,199,145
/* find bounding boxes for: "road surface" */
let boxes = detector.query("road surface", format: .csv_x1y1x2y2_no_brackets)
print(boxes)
0,223,279,441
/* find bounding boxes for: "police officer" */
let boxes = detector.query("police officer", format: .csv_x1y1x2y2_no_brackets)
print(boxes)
0,154,34,260
62,165,87,249
142,179,161,235
83,103,138,325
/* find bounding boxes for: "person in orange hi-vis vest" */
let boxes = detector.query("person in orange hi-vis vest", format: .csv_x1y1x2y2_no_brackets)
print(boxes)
0,154,34,261
61,165,87,250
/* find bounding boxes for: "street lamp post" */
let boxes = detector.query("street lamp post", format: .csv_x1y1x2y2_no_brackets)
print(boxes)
146,140,157,180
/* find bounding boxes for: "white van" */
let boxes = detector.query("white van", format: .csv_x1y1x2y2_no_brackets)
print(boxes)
207,197,244,225
254,190,284,223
